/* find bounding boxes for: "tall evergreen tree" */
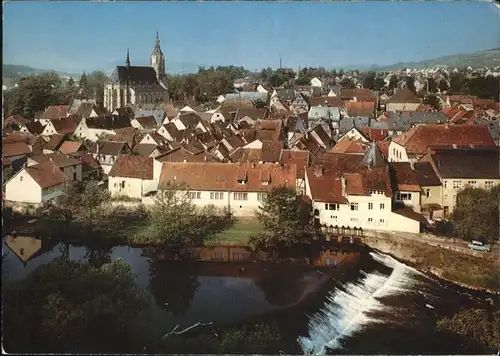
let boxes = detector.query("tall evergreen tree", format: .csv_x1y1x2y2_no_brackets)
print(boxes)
78,71,90,99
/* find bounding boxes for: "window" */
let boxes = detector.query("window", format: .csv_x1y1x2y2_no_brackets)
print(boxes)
350,217,359,223
380,203,385,210
20,176,23,182
330,215,337,220
467,181,477,188
485,181,494,189
188,191,200,200
444,181,448,189
380,219,385,224
120,181,125,189
350,203,358,211
234,192,248,201
325,203,339,211
444,194,448,200
396,192,412,201
210,192,224,200
425,189,430,198
369,190,384,195
452,180,462,190
368,202,373,210
257,193,267,201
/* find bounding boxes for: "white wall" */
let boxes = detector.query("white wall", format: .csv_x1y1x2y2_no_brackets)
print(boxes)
5,170,42,204
109,176,158,199
394,190,421,212
386,211,421,233
388,141,410,162
61,165,83,181
386,103,421,112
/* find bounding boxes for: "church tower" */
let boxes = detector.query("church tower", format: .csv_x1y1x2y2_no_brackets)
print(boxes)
151,32,166,80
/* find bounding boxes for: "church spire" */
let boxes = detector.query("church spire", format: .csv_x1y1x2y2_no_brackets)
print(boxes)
126,48,130,68
153,31,162,55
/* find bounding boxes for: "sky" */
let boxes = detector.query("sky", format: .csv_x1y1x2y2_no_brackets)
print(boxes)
3,1,500,74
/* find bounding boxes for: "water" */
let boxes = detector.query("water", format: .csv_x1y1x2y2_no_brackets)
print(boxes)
2,238,498,354
298,252,499,355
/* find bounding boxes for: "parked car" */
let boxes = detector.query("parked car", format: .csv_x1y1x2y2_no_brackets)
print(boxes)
468,240,491,252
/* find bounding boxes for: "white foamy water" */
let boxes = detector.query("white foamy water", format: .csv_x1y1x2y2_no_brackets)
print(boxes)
299,252,421,355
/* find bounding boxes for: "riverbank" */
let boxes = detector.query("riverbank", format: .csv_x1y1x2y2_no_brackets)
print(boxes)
364,236,500,294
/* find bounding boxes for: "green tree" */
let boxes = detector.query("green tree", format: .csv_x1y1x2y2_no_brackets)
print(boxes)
340,77,356,89
2,259,147,353
438,79,450,93
51,181,84,232
252,99,267,109
406,77,416,93
78,71,90,100
363,71,376,89
374,76,386,91
451,187,499,243
77,181,110,233
449,73,465,93
423,95,441,111
466,75,500,100
145,181,216,256
427,77,438,93
249,185,316,257
436,308,500,353
67,77,75,87
388,75,399,91
87,70,108,104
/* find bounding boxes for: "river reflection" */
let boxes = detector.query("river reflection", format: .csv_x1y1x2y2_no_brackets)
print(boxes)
2,238,349,344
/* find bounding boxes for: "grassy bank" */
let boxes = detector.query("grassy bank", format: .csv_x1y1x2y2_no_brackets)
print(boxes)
208,218,264,246
392,240,499,292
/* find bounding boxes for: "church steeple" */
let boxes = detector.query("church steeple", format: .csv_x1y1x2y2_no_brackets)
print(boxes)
126,48,130,69
151,32,166,80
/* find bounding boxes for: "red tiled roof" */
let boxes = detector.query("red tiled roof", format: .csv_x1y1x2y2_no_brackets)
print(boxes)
376,140,391,158
345,101,375,117
359,127,389,141
158,162,297,193
329,139,368,155
2,142,31,157
309,97,344,108
58,141,84,155
30,153,81,168
306,168,348,204
25,161,69,188
40,105,69,121
344,167,393,197
261,141,284,162
392,124,496,155
108,155,154,180
390,162,421,192
386,88,421,104
279,149,309,179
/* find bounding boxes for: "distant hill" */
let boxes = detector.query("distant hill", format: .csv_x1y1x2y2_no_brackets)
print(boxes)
2,64,80,87
374,48,500,72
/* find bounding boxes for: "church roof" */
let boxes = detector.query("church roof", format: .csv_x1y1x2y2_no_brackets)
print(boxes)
110,66,164,87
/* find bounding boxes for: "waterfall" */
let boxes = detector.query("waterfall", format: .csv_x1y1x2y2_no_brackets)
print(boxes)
299,252,422,355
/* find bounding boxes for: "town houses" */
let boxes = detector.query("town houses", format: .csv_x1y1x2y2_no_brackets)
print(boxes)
3,52,500,237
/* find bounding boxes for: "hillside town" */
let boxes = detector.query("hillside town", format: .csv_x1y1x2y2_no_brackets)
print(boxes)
3,34,500,237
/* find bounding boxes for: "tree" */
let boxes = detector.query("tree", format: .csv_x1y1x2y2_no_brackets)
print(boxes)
67,77,75,87
249,185,316,257
427,77,438,93
2,258,147,353
340,77,356,89
451,187,499,243
388,75,399,91
78,181,110,232
87,71,108,104
406,77,416,93
449,73,465,93
423,95,441,111
51,181,83,232
363,71,376,89
467,75,500,100
374,76,386,91
252,99,267,109
145,181,217,256
438,79,450,93
436,308,500,353
78,71,90,100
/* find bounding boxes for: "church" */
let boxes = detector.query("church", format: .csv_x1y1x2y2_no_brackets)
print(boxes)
103,33,169,111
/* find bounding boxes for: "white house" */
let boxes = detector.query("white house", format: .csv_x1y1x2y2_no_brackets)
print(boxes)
89,141,132,175
155,162,297,217
5,161,69,204
130,116,158,131
108,156,158,199
27,154,83,182
74,117,116,142
310,77,323,88
305,165,425,234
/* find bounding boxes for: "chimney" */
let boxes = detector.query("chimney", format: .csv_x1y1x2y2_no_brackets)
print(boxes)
314,165,323,177
409,161,414,170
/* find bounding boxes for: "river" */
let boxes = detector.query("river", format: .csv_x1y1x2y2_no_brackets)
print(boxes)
2,237,498,354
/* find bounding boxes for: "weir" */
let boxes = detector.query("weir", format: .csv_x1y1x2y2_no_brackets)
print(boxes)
298,252,423,355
